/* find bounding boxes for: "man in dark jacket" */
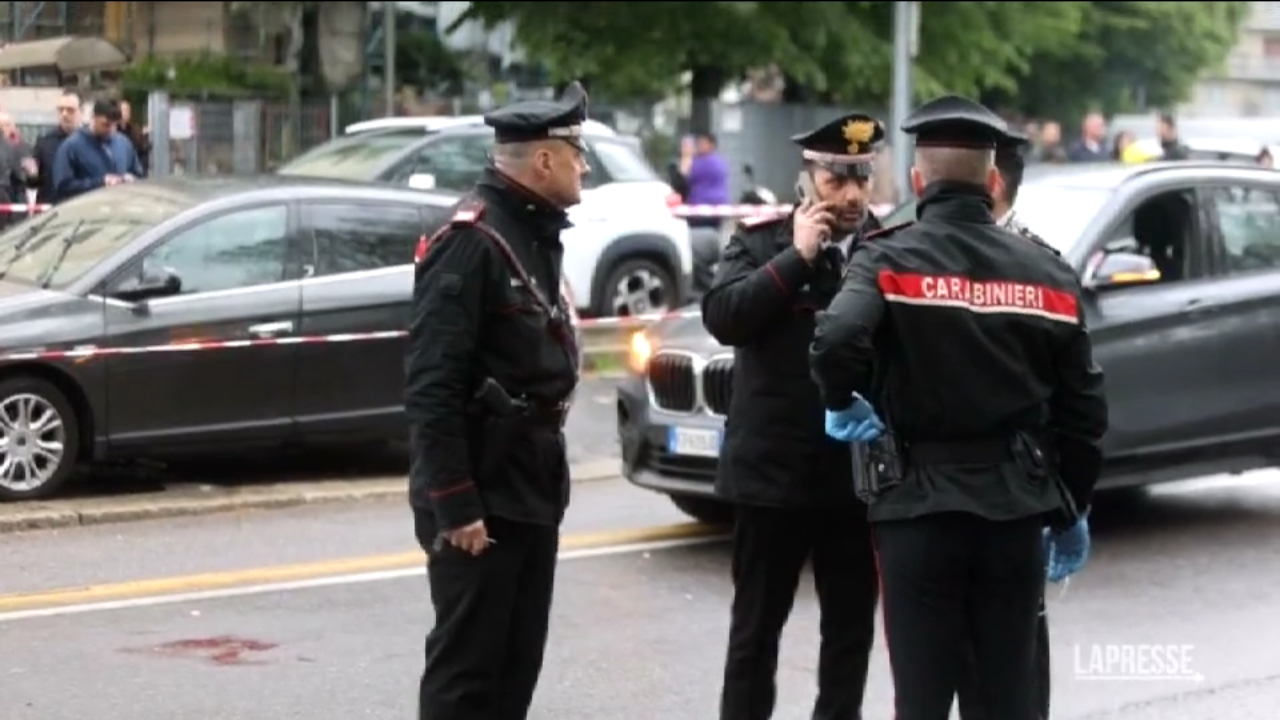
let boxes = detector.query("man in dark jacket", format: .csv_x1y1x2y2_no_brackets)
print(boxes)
29,89,81,205
51,99,144,202
701,112,883,720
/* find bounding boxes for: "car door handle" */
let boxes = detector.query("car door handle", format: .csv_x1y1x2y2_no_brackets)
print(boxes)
1182,299,1219,315
247,321,294,337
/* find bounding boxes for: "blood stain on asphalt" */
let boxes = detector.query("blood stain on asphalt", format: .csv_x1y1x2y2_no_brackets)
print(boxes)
120,635,279,666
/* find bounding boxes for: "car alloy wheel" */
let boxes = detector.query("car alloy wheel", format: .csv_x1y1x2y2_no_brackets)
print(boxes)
0,392,68,495
611,266,670,316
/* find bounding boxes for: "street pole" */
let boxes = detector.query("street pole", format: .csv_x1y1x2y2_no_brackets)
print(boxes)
890,1,920,201
384,1,397,115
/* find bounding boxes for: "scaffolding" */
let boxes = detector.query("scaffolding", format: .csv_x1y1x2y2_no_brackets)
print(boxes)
1,2,69,42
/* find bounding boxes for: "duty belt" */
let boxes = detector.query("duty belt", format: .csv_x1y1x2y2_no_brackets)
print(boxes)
525,401,570,429
906,438,1014,465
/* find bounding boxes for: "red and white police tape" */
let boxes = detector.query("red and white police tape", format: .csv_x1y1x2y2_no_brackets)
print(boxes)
672,203,893,219
0,330,408,363
0,203,50,214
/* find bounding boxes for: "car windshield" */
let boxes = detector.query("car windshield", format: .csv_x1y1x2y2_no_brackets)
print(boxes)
277,132,422,180
590,138,660,182
0,187,189,288
878,183,1113,253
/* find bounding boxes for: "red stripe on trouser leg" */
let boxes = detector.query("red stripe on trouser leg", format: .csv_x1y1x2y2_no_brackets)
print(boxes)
871,532,898,720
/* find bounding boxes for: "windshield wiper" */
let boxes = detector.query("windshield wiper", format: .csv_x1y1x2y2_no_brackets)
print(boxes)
0,213,58,282
37,220,85,289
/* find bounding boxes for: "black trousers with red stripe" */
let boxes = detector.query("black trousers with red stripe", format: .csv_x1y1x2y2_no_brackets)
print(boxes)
416,512,560,720
957,596,1050,720
720,504,878,720
874,512,1044,720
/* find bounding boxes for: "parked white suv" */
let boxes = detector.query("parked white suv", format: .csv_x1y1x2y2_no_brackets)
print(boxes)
281,118,693,316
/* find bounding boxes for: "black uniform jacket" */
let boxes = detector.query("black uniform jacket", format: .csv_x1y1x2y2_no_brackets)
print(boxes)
701,210,881,509
29,129,69,205
405,168,579,532
810,182,1108,521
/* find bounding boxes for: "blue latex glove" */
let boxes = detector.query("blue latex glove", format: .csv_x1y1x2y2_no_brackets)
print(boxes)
824,394,885,443
1045,517,1090,583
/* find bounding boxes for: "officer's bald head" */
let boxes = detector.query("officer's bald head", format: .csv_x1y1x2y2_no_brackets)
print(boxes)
913,147,993,185
909,147,1000,200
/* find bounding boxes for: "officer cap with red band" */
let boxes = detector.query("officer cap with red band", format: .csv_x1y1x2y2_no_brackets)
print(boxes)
484,81,589,151
902,95,1009,150
791,112,885,179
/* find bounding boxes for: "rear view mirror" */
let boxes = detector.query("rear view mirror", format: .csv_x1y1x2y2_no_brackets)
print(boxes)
407,173,437,190
1084,251,1161,290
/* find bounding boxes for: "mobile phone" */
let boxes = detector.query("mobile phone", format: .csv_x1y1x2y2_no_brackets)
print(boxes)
795,171,817,203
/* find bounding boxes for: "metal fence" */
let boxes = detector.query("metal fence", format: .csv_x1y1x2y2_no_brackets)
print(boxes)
145,92,338,178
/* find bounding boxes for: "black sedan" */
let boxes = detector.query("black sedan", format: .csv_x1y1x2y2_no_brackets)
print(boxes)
0,176,462,500
617,161,1280,523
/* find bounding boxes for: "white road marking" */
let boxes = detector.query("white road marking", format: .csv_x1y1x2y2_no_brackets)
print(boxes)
1150,469,1280,496
0,535,727,624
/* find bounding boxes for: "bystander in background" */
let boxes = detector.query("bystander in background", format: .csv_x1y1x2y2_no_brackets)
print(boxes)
117,100,152,175
1068,112,1109,162
29,89,82,205
51,99,144,203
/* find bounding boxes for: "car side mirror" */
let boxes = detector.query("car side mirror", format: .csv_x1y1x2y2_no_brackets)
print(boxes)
407,173,437,190
114,266,182,303
1083,251,1161,290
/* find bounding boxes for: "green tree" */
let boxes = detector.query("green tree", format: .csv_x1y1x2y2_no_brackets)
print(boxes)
984,2,1252,119
453,3,1087,105
782,2,1090,105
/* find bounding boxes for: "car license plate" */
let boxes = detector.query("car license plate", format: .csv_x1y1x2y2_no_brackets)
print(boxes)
667,426,721,458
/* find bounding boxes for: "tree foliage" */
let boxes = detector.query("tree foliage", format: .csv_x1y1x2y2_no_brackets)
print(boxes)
454,1,1250,116
988,2,1252,119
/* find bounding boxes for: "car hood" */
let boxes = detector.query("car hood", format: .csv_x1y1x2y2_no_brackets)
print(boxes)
646,308,726,356
0,282,104,351
574,181,674,219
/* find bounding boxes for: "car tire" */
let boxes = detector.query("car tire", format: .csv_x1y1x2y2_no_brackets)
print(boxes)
0,375,80,502
595,258,677,317
670,495,734,525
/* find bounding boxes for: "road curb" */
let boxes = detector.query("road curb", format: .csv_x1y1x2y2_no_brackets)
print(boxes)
0,458,621,535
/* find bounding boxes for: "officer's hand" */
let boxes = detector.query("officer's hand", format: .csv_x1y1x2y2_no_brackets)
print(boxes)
824,394,885,443
1046,517,1090,583
793,200,835,262
444,519,490,556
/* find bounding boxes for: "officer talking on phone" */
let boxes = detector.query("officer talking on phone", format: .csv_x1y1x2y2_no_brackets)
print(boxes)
808,96,1108,720
701,112,885,720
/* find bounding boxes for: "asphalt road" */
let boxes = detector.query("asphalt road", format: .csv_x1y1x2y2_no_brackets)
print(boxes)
5,468,1280,719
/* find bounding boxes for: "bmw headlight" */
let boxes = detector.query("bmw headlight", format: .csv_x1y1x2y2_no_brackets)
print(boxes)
628,331,652,375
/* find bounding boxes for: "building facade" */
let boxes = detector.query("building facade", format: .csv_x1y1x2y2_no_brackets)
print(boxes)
1185,1,1280,117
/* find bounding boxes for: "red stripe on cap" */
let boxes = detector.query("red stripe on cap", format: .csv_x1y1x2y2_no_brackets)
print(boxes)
414,235,431,264
877,270,1078,323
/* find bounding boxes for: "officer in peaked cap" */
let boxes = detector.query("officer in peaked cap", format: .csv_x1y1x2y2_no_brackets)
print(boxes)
407,81,588,720
954,123,1058,720
483,82,589,151
809,95,1107,720
701,111,885,720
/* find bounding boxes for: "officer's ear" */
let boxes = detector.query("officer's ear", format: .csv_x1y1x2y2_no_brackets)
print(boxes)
909,166,926,198
533,146,555,177
984,164,1001,199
